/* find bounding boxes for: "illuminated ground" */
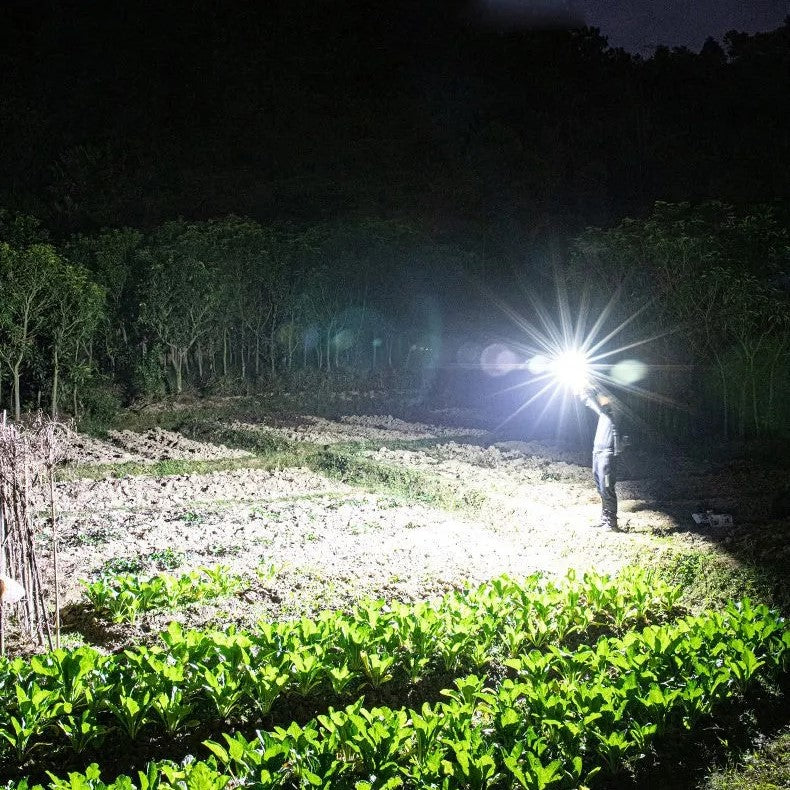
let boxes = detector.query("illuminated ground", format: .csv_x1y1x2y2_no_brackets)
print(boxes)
15,407,788,653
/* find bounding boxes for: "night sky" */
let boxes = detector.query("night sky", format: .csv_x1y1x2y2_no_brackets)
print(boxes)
580,0,790,53
1,0,789,233
474,0,790,53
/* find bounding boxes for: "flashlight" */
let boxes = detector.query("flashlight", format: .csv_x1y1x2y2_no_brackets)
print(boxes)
549,348,591,392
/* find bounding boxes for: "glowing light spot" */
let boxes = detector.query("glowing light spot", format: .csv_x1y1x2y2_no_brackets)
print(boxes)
611,359,648,385
550,348,590,390
481,343,519,376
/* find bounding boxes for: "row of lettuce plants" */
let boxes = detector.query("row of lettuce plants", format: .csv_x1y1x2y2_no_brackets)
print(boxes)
0,569,680,771
8,598,789,790
81,566,244,624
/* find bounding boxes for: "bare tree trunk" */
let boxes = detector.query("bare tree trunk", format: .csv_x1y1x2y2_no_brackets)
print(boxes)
270,326,277,378
766,336,788,429
171,346,184,393
51,348,60,418
48,459,59,649
714,354,728,440
12,363,22,421
325,324,332,373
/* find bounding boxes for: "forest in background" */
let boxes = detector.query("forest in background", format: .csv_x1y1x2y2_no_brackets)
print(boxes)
0,6,788,442
1,201,787,443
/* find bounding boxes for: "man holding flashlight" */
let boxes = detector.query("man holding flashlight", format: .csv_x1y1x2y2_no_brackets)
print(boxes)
579,386,621,531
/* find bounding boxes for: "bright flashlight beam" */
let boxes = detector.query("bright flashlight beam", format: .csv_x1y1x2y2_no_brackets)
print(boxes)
549,348,591,391
467,259,695,438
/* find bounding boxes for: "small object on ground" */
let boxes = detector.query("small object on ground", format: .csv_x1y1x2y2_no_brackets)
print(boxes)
691,510,733,528
0,574,25,604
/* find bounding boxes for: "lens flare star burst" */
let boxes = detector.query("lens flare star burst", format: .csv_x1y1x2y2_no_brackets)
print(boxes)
478,274,682,433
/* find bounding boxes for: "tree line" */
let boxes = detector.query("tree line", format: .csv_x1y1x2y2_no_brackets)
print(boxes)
1,7,788,239
0,212,469,421
1,203,787,441
569,202,790,440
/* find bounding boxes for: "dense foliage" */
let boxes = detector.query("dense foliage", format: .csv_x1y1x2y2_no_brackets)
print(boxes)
82,565,244,625
570,202,790,438
0,205,788,441
1,570,787,788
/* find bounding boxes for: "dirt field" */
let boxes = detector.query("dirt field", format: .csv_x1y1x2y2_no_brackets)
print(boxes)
11,405,788,653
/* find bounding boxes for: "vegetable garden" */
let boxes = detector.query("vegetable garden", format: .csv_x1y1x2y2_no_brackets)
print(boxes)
1,406,788,789
2,570,788,789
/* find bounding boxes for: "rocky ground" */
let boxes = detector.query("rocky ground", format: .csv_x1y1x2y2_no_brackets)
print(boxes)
5,407,787,653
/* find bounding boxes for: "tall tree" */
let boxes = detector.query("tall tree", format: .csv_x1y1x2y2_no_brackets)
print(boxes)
570,201,790,438
138,223,222,394
0,243,61,419
47,261,105,417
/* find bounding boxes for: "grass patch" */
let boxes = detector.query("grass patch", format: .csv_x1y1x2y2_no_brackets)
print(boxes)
182,421,486,512
653,545,789,614
702,729,790,790
307,446,466,509
329,434,492,455
56,455,273,481
61,418,488,512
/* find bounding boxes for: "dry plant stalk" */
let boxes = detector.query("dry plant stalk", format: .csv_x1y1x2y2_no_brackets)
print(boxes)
0,410,72,653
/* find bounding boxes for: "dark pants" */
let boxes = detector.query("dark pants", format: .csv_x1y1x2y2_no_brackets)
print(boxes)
593,450,617,527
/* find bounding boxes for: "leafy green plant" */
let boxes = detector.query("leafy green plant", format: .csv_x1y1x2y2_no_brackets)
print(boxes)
104,689,151,741
243,665,289,717
359,650,395,688
151,687,195,735
287,648,326,697
96,556,144,577
0,683,58,761
57,709,108,755
147,547,186,570
82,565,244,623
4,568,788,787
201,665,246,721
